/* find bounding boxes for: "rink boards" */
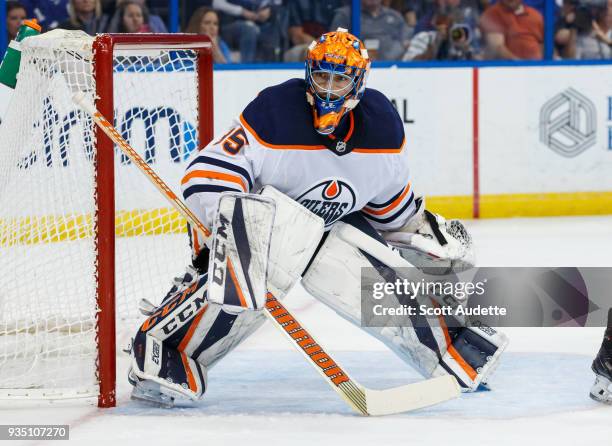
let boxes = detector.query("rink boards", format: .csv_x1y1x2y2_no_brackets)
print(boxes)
3,63,612,224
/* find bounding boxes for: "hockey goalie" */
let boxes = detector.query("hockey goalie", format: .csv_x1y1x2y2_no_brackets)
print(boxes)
128,28,508,407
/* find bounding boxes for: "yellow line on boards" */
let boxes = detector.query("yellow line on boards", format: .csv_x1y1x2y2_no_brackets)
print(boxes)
428,191,612,219
2,191,612,246
0,208,186,246
426,195,473,220
479,191,612,218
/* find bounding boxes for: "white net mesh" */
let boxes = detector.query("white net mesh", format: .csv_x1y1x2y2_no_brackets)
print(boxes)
0,30,202,399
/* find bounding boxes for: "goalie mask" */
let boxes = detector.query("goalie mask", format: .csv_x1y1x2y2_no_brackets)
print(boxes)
305,28,371,135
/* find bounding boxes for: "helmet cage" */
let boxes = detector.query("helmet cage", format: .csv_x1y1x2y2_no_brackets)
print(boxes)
306,59,366,104
305,59,367,134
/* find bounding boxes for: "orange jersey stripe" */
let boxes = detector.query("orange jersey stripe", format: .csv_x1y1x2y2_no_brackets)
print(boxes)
353,136,406,154
240,114,326,151
363,182,411,216
182,170,248,192
352,148,403,154
346,111,355,140
240,114,404,154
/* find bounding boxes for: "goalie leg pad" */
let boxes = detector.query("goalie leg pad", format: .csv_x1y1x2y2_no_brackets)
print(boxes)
301,214,507,391
136,272,267,368
130,192,294,403
130,271,267,402
302,218,444,377
207,193,276,311
207,189,324,307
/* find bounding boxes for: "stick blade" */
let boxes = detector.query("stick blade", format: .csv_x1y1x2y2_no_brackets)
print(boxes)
364,375,461,416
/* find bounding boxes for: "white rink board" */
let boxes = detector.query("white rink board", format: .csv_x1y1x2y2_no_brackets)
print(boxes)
213,67,473,198
6,66,473,208
479,65,612,194
213,69,302,136
17,64,612,209
368,67,473,197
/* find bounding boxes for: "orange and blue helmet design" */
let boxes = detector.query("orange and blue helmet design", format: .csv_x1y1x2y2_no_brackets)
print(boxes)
305,28,371,135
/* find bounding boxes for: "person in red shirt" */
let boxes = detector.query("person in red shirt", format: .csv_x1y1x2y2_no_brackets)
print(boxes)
480,0,544,60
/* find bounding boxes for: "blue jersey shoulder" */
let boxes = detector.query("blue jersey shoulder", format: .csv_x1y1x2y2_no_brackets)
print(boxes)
241,79,321,147
240,79,405,152
352,88,405,151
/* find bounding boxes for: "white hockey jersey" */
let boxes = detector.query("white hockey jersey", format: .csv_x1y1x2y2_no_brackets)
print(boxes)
181,79,417,253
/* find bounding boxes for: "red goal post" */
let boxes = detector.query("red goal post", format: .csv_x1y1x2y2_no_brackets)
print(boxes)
94,34,213,408
0,31,213,408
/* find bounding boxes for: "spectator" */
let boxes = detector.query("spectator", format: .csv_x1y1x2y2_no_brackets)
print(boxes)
330,0,411,60
400,5,419,38
413,0,484,54
185,1,214,28
115,0,149,32
56,0,110,35
554,0,579,59
480,0,543,60
6,1,27,41
414,0,484,33
382,0,404,9
404,11,477,60
186,7,232,63
107,0,167,33
574,4,612,59
284,0,344,62
213,0,278,62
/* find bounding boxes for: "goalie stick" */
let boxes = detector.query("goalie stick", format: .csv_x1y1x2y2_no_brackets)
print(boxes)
73,92,461,416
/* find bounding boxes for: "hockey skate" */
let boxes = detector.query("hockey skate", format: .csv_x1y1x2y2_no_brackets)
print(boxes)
590,310,612,404
128,367,201,408
128,368,175,408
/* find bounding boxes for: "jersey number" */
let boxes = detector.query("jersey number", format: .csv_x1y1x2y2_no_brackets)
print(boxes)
221,127,247,155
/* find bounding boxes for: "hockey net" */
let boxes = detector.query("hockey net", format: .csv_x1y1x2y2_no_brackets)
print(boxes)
0,30,213,406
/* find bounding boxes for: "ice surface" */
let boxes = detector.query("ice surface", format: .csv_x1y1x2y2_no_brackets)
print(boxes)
1,215,611,445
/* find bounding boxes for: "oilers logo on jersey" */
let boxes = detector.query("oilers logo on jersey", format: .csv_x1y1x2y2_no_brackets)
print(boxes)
297,179,356,227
